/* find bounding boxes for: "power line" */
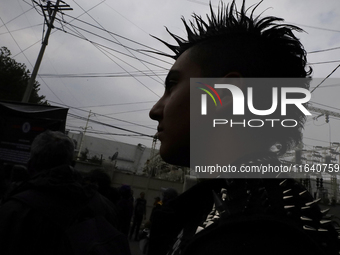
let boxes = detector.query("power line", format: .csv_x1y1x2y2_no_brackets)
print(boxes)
310,83,340,89
92,41,165,91
13,38,41,58
311,64,340,93
104,2,150,36
55,20,172,68
61,12,169,55
291,22,340,33
0,13,64,104
70,1,164,85
10,0,104,107
52,9,163,99
0,6,34,28
93,113,119,142
48,100,156,131
54,26,169,71
0,23,42,35
309,60,340,65
57,15,163,97
66,125,146,137
105,108,151,116
310,101,340,112
22,0,73,103
19,1,164,105
77,100,157,109
0,16,35,68
78,31,162,98
38,70,167,78
14,0,106,58
308,46,340,54
68,112,154,138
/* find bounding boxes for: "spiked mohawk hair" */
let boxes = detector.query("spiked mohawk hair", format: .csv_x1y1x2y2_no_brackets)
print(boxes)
153,1,312,154
154,0,311,78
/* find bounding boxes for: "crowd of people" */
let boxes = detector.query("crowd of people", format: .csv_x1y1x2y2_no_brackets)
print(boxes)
0,130,178,255
1,1,340,254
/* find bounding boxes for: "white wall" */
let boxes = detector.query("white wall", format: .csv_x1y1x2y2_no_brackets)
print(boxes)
68,131,152,174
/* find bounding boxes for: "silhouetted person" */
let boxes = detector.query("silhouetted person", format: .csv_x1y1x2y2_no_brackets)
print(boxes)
147,1,340,255
149,189,177,229
149,196,162,224
0,130,130,255
117,184,134,236
161,188,178,206
85,168,120,204
129,192,147,240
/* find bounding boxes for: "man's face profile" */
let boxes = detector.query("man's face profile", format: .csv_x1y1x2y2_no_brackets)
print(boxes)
149,49,202,166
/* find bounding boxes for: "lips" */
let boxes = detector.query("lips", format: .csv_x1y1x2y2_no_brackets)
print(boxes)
156,127,164,140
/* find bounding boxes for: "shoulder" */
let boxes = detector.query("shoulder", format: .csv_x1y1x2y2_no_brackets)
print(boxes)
185,178,340,255
0,198,31,221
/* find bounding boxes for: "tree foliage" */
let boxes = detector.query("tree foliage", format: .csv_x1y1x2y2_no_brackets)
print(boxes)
0,46,47,104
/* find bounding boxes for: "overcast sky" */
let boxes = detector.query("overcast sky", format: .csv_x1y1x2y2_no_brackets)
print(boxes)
1,0,340,157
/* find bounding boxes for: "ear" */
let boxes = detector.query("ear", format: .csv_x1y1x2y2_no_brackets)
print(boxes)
224,71,243,79
214,72,244,116
222,71,244,90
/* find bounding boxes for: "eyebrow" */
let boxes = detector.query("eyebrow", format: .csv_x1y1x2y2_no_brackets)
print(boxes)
165,70,180,86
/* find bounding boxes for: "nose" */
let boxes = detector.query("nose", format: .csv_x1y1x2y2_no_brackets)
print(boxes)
149,97,164,121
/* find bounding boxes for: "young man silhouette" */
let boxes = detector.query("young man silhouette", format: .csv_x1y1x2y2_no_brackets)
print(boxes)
148,1,340,255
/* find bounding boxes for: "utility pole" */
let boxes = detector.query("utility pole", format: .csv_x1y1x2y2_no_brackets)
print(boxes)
148,135,158,177
77,110,94,160
22,0,72,103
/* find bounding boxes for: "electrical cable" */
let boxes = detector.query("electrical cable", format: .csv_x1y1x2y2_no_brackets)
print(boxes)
61,12,169,55
71,1,164,84
0,24,42,35
94,114,119,142
54,26,169,71
56,15,163,96
14,0,106,58
55,20,172,67
38,70,167,78
0,6,34,28
311,64,340,93
69,26,161,97
90,39,165,88
310,101,340,112
77,100,156,109
309,60,340,65
68,112,154,138
104,108,151,116
0,16,35,68
48,99,157,130
308,46,340,54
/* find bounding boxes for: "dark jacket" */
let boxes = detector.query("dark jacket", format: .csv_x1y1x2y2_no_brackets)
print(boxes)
134,197,147,218
148,156,340,255
0,165,122,255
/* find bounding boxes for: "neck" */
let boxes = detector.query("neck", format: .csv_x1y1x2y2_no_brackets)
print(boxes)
192,125,272,178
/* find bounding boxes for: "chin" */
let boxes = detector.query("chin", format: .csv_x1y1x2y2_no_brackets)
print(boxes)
159,144,190,167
